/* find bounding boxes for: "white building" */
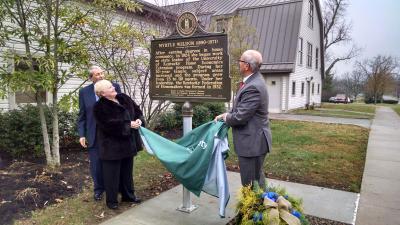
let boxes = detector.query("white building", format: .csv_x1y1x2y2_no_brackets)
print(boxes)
0,0,173,111
167,0,324,112
1,0,323,113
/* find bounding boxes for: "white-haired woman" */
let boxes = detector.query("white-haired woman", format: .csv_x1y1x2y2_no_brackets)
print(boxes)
93,80,144,209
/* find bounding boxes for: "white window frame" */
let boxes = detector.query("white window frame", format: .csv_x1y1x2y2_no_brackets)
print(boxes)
292,81,296,96
298,37,303,65
307,42,313,68
308,0,314,28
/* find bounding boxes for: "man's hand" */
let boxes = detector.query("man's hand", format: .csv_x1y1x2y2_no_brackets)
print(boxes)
79,137,87,148
214,113,227,122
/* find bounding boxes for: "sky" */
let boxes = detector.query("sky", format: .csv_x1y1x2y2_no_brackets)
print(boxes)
331,0,400,76
143,0,400,76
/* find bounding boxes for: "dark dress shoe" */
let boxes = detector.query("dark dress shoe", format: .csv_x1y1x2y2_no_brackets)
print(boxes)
94,193,103,201
106,202,118,210
121,196,142,204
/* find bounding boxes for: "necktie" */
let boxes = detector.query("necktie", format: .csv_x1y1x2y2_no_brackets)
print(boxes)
239,81,245,89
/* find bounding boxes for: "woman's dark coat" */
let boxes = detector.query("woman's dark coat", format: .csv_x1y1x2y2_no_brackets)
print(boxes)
93,93,145,160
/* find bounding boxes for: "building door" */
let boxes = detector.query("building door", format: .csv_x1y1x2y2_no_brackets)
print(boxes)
264,75,281,113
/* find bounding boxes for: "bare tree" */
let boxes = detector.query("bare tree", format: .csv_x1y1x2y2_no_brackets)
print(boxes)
322,0,361,98
357,55,399,104
342,68,366,100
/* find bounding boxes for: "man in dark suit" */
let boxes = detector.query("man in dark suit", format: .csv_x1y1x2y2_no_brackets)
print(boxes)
78,66,121,201
215,50,272,188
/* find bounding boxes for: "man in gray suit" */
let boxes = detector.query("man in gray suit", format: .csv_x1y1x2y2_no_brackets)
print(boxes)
215,50,272,188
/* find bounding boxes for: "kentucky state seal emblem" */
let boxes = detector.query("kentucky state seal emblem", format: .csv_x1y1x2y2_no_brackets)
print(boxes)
176,12,198,37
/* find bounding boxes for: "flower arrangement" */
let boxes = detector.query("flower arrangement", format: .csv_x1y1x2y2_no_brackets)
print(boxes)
235,182,310,225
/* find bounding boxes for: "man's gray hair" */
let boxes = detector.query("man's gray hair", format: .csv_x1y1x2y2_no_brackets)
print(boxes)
88,65,102,78
241,50,263,72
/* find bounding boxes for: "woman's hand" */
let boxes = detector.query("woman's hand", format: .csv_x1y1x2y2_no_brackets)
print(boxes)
131,119,142,129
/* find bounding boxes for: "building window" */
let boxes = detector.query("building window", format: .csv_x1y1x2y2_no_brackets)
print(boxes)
311,82,315,95
292,81,296,96
307,42,313,68
298,37,303,65
308,0,314,28
317,83,320,94
14,58,47,104
301,82,305,95
315,47,319,70
216,19,226,32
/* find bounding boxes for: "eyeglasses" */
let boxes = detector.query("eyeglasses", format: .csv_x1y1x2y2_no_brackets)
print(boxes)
237,60,249,65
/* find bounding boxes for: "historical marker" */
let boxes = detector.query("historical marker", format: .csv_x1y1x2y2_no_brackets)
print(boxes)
150,12,230,102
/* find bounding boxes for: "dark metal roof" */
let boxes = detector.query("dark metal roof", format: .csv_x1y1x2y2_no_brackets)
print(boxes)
165,0,298,16
165,0,324,74
135,0,176,22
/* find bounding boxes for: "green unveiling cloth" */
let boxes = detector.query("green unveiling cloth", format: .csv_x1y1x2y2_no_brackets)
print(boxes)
139,121,229,196
140,121,231,217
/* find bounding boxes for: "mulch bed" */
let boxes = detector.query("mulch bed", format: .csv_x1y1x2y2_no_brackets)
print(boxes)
0,148,179,225
0,149,90,225
0,131,350,225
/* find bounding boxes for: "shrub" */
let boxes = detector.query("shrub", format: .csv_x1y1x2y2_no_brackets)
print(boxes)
192,105,210,127
154,102,226,130
382,99,399,104
155,110,181,131
0,104,79,158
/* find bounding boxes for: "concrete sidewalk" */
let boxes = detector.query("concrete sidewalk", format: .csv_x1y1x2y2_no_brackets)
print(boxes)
101,172,358,225
355,107,400,225
270,113,371,128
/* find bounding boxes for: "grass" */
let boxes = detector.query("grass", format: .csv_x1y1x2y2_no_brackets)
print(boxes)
321,103,376,114
291,103,376,119
226,120,369,193
392,104,400,116
14,120,369,224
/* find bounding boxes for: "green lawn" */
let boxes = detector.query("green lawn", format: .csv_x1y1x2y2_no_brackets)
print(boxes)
226,120,368,193
321,103,376,114
15,120,369,225
393,104,400,116
291,103,376,119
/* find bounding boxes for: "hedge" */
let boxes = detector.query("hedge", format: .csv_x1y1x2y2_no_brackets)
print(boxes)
0,104,79,158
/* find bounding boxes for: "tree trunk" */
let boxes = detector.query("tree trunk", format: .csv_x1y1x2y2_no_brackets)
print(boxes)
37,96,54,167
51,94,60,166
50,0,60,166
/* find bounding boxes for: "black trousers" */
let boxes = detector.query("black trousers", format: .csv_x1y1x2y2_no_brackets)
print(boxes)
102,157,136,204
238,154,266,189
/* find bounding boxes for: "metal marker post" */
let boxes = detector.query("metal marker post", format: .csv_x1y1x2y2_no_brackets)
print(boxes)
177,101,198,213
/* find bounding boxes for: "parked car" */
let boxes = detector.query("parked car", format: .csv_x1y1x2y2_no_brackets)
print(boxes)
330,94,351,104
328,96,336,103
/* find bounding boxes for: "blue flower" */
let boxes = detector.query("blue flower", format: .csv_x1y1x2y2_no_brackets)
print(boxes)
291,210,302,218
262,192,279,202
